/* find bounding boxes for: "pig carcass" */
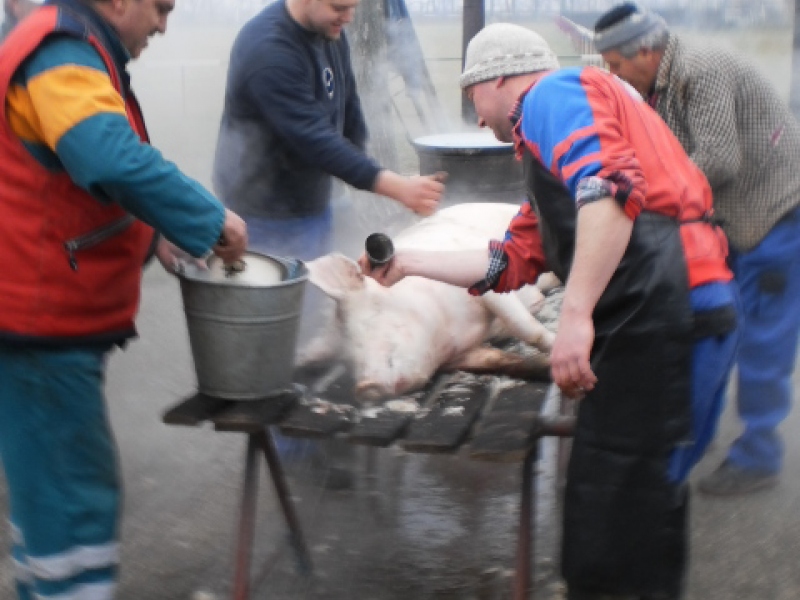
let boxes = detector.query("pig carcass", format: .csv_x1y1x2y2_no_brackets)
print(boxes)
300,202,558,400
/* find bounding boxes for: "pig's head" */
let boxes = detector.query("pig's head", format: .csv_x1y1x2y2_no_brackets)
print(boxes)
307,253,438,401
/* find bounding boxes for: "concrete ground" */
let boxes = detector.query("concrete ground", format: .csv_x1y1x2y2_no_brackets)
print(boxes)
2,11,800,600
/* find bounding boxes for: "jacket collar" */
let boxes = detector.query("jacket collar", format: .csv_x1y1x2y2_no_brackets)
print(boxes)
50,0,131,78
653,34,680,97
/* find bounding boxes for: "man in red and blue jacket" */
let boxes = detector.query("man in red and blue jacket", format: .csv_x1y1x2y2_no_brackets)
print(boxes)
364,23,739,600
0,0,247,598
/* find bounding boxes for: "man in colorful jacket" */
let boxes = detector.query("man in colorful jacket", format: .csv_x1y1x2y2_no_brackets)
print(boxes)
363,23,739,600
0,0,247,598
594,2,800,497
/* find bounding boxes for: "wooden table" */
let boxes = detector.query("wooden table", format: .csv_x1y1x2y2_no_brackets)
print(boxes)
163,364,575,600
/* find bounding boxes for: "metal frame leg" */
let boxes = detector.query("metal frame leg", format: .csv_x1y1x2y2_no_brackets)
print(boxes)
257,428,313,575
233,434,260,600
556,396,577,496
514,441,539,600
231,430,313,600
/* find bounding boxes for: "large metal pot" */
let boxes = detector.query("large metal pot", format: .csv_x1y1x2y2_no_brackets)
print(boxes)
412,131,525,204
177,252,308,400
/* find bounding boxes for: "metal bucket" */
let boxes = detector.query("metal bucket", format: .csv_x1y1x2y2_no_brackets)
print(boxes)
177,251,308,400
413,131,525,205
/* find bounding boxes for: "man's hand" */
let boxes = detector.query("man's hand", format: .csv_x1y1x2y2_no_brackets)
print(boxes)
373,170,446,216
212,209,248,263
550,312,597,399
155,238,204,274
358,252,407,287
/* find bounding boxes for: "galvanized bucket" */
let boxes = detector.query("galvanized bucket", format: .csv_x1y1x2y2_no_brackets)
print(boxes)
177,251,308,400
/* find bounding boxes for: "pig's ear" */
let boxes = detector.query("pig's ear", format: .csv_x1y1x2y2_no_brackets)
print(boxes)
306,253,365,300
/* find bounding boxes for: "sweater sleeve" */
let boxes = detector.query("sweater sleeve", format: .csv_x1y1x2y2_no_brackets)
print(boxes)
244,43,381,190
13,37,224,257
340,35,369,151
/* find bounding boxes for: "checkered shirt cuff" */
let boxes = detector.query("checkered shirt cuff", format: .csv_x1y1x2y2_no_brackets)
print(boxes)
576,172,635,209
468,240,508,296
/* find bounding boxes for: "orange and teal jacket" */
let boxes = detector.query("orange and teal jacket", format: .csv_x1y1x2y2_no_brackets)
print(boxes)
0,0,225,345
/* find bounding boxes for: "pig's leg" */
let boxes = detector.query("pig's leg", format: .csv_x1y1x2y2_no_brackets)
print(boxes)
481,293,556,352
445,346,550,381
536,272,562,294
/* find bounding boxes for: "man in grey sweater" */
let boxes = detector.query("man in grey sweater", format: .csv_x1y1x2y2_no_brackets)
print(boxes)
594,2,800,496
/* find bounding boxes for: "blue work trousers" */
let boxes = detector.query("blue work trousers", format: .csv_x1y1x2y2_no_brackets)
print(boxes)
669,281,741,482
727,208,800,474
0,343,120,599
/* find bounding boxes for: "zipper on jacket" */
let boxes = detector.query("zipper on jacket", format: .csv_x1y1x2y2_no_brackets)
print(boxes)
64,214,136,271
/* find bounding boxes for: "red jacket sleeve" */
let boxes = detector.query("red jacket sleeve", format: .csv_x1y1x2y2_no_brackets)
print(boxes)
469,202,548,295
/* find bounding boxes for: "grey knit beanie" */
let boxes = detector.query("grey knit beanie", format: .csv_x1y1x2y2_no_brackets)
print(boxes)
460,23,559,89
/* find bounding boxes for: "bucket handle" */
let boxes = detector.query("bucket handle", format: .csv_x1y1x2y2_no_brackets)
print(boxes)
271,255,306,280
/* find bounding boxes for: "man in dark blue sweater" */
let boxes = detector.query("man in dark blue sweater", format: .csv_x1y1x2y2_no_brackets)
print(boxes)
213,0,441,481
213,0,443,262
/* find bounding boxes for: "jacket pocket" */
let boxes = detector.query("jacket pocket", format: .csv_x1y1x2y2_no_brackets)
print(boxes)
63,214,136,271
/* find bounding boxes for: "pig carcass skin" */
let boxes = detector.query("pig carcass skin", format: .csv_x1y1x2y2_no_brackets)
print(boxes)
301,203,557,401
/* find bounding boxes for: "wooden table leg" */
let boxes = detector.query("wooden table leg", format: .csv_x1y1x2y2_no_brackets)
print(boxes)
257,428,313,575
233,434,260,600
514,442,538,600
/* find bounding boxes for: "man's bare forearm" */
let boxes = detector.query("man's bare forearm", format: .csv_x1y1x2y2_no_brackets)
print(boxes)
396,249,490,288
561,198,633,320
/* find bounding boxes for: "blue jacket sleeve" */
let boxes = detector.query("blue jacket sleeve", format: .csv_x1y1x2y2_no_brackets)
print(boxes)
21,37,225,258
57,116,225,259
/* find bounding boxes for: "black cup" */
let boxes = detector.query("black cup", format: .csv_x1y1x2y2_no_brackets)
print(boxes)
365,233,395,269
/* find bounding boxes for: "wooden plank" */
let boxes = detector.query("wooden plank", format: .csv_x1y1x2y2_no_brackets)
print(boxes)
212,390,299,433
279,364,359,438
401,372,492,453
468,380,550,462
345,408,414,446
162,393,230,427
345,374,446,447
278,394,358,438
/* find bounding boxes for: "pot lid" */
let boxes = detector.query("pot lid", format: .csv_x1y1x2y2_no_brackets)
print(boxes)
413,131,513,155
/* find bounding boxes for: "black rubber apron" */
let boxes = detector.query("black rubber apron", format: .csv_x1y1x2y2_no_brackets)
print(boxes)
525,155,693,598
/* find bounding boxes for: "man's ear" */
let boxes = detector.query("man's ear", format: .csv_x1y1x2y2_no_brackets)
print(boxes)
95,0,127,21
